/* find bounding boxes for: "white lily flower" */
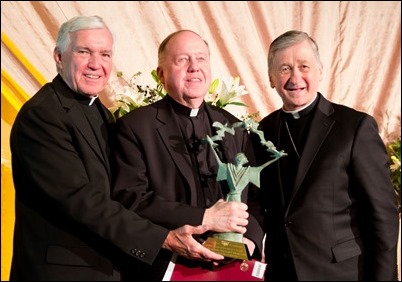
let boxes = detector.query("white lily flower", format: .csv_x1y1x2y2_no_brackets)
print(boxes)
207,76,248,108
220,76,248,105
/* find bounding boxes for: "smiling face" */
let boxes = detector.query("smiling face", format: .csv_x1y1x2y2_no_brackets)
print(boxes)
157,30,211,108
269,39,323,111
53,28,113,97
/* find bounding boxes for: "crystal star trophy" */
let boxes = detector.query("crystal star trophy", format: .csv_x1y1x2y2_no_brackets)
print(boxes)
202,119,287,260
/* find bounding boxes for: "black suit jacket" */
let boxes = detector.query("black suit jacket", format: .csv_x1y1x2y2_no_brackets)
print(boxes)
255,93,399,281
112,96,264,280
10,75,169,281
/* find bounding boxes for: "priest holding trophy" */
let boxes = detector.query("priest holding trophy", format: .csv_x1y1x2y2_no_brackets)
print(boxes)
112,30,281,281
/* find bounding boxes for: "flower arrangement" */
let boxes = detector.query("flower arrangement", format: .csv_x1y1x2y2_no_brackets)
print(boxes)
388,137,401,216
108,70,165,119
108,70,256,120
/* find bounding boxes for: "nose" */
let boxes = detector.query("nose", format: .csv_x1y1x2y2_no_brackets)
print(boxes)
87,54,101,69
188,58,200,72
288,68,302,84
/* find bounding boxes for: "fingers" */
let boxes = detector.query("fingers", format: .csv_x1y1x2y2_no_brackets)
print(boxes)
203,200,249,233
232,224,247,234
164,225,224,262
179,224,209,236
196,243,224,261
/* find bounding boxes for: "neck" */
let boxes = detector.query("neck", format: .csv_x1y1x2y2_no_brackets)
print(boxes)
181,97,204,109
283,93,318,112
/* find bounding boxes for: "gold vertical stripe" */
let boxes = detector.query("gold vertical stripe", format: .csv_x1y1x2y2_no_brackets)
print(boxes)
1,32,47,86
1,69,30,104
1,82,24,112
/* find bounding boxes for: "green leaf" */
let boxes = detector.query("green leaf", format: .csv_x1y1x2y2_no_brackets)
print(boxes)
216,100,224,108
227,101,247,107
151,70,160,84
208,78,220,93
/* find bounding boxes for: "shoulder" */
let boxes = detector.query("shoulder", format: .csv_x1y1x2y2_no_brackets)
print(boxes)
15,81,61,122
119,99,161,118
327,100,375,127
316,95,379,135
206,103,242,124
318,93,368,119
115,99,164,129
259,109,281,128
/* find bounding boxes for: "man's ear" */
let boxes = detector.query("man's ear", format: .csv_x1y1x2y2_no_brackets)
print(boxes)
156,67,165,86
269,75,275,88
53,48,62,64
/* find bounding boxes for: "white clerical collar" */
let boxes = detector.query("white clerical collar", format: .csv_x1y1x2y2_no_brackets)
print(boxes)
282,109,301,119
88,95,99,106
282,94,317,119
189,108,199,117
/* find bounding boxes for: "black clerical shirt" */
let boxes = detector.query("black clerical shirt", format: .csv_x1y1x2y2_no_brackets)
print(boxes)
167,96,224,208
74,93,109,162
278,95,319,206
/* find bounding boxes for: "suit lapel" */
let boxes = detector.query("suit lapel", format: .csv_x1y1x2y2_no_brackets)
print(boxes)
156,101,198,206
287,95,335,210
69,103,108,167
53,76,108,168
156,101,235,206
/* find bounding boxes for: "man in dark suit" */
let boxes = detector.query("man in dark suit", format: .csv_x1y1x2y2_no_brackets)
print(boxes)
253,30,399,281
9,16,224,281
112,30,264,281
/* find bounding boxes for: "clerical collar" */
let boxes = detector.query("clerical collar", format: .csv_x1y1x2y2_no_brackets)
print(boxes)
74,92,99,106
282,94,319,119
88,95,99,106
167,95,205,117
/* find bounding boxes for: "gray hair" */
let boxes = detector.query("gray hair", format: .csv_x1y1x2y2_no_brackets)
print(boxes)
55,15,114,55
268,30,321,75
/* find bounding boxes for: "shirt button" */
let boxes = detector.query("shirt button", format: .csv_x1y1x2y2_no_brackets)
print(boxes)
284,219,294,227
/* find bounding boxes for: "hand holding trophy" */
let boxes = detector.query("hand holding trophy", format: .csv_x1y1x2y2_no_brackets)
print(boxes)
202,119,287,260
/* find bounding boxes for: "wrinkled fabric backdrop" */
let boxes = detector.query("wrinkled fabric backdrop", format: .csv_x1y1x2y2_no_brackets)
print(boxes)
1,1,401,280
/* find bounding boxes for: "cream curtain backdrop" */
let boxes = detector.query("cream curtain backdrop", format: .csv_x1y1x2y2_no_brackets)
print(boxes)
1,1,401,280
